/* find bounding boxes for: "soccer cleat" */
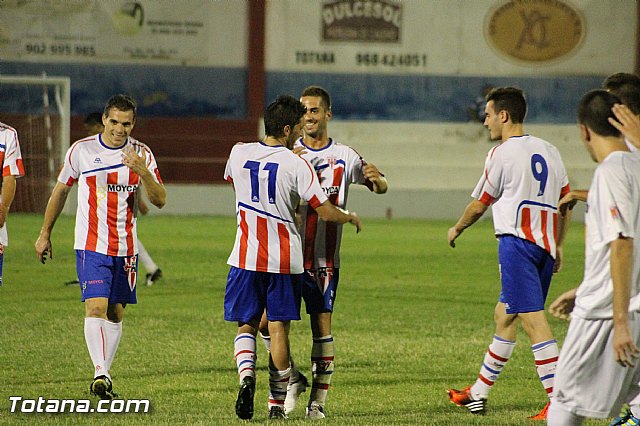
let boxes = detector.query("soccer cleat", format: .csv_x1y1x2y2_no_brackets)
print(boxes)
268,405,288,419
145,269,162,286
235,376,255,420
447,386,486,415
284,371,309,413
90,375,116,400
610,407,633,426
621,416,640,426
306,401,326,419
528,401,550,420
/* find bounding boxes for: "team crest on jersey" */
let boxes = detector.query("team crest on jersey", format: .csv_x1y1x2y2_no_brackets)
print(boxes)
326,156,337,168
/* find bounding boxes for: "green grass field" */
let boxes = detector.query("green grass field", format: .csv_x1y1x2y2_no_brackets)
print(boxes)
0,214,604,425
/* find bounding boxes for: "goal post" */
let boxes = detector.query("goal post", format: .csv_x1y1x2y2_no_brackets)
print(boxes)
0,74,70,213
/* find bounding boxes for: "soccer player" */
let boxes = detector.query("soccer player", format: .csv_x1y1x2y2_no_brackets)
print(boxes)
447,87,571,420
558,72,640,215
224,95,361,420
258,85,388,419
546,90,640,426
82,111,163,286
0,122,25,286
35,94,166,399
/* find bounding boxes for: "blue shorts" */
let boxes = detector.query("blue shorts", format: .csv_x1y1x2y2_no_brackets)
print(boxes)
224,266,302,323
76,250,138,304
302,267,339,314
498,235,554,314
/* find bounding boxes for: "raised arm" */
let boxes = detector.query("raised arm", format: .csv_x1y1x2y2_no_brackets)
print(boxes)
363,163,388,194
122,146,166,208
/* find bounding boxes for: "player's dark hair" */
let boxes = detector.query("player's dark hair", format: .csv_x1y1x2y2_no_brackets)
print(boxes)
577,89,622,137
104,94,137,119
602,72,640,92
84,112,103,126
264,95,306,138
609,84,640,115
486,87,527,124
301,85,331,110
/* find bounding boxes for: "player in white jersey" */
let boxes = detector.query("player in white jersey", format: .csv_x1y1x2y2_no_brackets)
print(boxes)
447,87,571,421
224,95,362,420
558,73,640,214
256,86,388,419
64,113,163,286
35,94,166,400
0,122,25,286
547,90,640,426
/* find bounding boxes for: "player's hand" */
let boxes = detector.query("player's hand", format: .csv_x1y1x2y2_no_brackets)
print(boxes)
292,146,307,156
349,211,362,233
363,163,382,181
558,193,578,217
548,288,577,321
122,146,148,176
553,246,563,273
610,104,640,149
614,323,640,367
35,236,52,264
447,226,461,248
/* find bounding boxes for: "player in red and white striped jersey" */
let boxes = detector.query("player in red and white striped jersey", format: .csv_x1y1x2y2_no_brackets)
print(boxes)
256,86,387,419
0,122,25,286
35,94,166,400
447,87,571,420
224,95,361,420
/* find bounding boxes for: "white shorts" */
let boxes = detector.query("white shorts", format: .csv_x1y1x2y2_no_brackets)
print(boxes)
552,312,640,418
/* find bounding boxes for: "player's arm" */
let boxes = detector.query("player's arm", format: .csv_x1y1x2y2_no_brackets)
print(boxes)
558,189,587,217
611,104,640,149
610,235,640,367
554,206,572,273
363,163,388,194
122,146,166,208
0,175,16,227
548,287,578,321
35,182,71,264
448,199,489,248
315,200,362,232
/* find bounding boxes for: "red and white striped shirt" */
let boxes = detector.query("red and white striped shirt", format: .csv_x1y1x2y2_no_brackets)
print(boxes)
224,142,328,274
58,134,162,257
294,138,373,270
472,135,570,258
0,122,25,245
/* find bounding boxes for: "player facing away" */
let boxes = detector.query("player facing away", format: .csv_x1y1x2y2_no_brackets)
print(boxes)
0,122,25,286
223,95,362,420
257,85,388,419
35,94,166,399
447,87,571,420
547,90,640,426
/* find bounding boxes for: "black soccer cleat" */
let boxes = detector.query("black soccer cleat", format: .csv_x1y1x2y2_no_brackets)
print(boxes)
235,376,255,420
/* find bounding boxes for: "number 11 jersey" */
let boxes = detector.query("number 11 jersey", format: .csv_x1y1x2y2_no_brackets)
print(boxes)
224,142,328,274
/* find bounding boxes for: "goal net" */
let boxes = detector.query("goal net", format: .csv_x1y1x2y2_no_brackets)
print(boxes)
0,74,70,213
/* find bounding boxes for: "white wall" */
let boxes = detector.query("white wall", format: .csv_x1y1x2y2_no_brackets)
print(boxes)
146,121,592,221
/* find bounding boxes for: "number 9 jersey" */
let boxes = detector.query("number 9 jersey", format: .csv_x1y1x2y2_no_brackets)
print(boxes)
472,135,570,258
224,142,328,274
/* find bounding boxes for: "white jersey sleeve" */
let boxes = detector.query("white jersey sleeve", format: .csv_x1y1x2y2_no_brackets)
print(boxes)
0,122,26,246
574,152,640,319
